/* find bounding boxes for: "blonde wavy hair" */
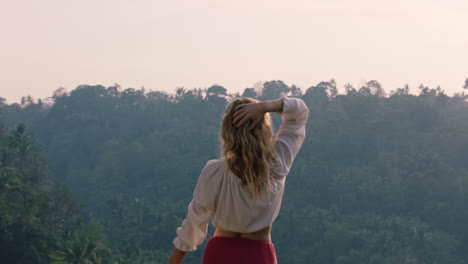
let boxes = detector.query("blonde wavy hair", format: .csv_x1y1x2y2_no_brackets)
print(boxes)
220,97,276,199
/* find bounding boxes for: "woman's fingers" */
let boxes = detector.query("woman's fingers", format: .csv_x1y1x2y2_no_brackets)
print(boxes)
232,110,246,124
249,119,260,130
233,108,244,120
232,103,261,128
236,115,251,128
234,104,244,111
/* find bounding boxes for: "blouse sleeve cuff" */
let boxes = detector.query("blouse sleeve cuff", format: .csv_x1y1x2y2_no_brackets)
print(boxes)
276,92,293,115
173,236,197,252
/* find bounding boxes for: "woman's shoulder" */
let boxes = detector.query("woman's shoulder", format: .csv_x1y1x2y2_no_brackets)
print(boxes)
198,159,225,183
205,159,224,168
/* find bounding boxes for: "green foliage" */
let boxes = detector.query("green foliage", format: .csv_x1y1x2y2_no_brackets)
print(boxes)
0,123,110,264
277,208,462,263
49,227,108,264
1,81,468,263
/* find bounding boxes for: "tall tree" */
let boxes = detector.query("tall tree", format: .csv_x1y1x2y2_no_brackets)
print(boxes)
242,88,258,98
260,80,290,100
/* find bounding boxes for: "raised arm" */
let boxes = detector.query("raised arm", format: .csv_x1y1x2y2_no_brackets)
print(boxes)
273,92,309,175
232,92,309,175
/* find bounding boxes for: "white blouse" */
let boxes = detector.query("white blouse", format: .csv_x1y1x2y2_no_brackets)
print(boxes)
173,92,310,252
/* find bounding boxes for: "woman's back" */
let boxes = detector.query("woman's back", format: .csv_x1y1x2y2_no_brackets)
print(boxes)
169,92,309,263
214,224,272,241
192,157,286,234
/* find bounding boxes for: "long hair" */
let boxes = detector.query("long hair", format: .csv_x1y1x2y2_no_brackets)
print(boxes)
220,97,276,199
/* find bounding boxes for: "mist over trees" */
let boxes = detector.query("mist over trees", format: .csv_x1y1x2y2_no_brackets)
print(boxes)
1,79,468,263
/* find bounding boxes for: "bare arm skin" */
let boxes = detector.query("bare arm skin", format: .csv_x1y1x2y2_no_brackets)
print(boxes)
233,99,284,130
168,247,187,264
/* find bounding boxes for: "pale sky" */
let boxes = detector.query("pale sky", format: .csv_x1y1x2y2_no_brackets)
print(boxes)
1,0,467,103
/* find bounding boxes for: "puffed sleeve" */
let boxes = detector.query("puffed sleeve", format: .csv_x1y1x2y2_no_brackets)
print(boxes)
274,92,310,176
172,160,221,252
172,199,210,252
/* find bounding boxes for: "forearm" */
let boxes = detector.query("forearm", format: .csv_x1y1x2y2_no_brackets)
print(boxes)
261,99,284,113
168,247,187,264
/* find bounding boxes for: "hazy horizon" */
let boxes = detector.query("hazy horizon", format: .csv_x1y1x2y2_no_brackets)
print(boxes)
1,0,467,104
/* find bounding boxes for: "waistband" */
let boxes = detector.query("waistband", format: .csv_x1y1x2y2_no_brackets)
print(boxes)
209,236,275,247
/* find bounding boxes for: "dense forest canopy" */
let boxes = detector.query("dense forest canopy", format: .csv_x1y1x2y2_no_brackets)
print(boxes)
1,79,468,263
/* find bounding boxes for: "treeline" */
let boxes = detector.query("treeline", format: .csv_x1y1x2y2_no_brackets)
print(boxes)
1,79,468,263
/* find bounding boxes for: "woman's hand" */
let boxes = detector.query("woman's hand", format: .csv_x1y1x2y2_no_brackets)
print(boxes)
232,99,283,130
232,102,267,130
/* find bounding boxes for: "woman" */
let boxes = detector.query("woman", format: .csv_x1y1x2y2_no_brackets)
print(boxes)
168,92,309,264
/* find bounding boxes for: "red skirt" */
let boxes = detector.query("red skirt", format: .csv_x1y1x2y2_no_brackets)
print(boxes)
202,236,277,264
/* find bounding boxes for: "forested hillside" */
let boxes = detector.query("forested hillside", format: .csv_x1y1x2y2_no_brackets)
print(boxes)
1,79,468,263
